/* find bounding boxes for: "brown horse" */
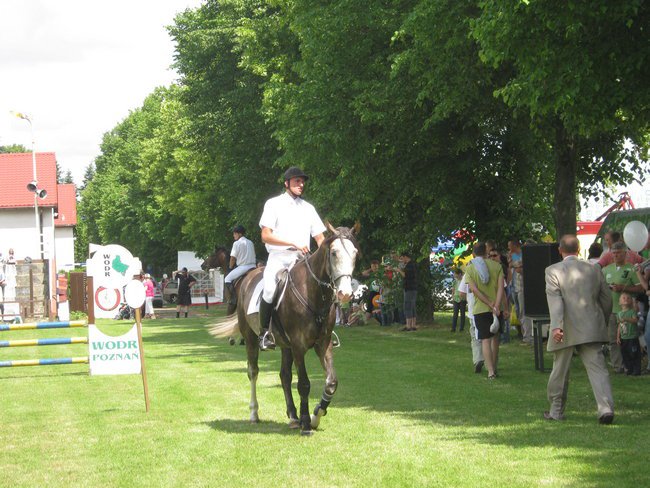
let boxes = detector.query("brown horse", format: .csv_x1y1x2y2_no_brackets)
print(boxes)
208,223,360,435
201,246,230,274
202,246,239,314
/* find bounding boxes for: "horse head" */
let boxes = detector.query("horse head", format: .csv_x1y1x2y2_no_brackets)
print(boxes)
202,246,230,272
325,221,361,304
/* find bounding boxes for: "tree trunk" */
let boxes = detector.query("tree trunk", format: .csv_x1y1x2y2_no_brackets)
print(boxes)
553,124,577,238
416,259,434,323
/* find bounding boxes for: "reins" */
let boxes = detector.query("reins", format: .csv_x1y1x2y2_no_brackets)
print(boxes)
288,234,356,327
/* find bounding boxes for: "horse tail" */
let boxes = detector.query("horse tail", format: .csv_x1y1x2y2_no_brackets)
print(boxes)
207,314,240,339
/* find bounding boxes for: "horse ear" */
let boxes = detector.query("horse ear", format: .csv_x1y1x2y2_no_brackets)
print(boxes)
326,221,337,235
352,221,361,235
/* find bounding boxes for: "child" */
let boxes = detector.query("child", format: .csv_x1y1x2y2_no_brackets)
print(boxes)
617,292,641,376
451,268,466,332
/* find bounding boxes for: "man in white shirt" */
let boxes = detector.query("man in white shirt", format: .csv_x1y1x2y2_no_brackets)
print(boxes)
459,270,484,373
258,167,326,350
224,225,257,310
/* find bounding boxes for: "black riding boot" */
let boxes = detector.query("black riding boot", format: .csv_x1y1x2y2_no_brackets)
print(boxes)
225,282,236,306
258,299,276,351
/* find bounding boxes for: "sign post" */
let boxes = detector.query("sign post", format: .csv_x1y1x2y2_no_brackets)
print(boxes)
88,279,150,412
126,280,150,413
86,243,150,412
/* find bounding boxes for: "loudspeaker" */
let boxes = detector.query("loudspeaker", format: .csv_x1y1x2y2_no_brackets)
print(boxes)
522,243,561,317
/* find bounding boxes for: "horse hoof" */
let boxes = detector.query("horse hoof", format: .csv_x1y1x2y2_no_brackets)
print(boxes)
228,337,236,346
250,415,259,423
310,406,326,429
288,419,300,429
300,429,314,437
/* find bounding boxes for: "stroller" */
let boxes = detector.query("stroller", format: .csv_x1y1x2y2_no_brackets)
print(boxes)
114,303,133,320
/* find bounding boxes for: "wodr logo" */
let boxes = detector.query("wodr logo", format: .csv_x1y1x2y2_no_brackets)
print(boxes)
89,324,142,376
91,338,139,361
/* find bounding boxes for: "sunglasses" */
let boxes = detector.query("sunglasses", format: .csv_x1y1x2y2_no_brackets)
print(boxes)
489,253,499,258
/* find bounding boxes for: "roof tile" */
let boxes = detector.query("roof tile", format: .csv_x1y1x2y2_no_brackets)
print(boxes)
54,183,78,227
0,152,58,208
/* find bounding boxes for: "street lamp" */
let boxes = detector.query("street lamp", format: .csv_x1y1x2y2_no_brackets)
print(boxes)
12,112,45,260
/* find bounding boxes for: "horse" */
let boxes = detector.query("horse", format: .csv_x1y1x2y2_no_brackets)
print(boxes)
201,246,230,274
208,222,360,435
202,246,239,314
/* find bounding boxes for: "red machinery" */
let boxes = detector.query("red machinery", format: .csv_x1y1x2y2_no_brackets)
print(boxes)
577,192,635,236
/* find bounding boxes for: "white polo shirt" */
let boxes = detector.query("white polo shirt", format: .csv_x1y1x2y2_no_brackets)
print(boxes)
458,275,474,319
231,236,256,266
259,192,326,252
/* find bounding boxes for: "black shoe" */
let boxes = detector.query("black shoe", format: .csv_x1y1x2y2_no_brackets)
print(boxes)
474,361,484,374
598,412,614,425
259,330,276,351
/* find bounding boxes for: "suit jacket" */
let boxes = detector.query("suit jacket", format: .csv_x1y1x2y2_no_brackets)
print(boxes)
545,255,612,352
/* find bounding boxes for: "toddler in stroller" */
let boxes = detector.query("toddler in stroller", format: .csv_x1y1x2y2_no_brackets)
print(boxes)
114,303,133,320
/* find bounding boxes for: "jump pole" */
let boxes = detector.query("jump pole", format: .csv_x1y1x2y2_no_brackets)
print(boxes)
0,320,90,368
134,307,150,412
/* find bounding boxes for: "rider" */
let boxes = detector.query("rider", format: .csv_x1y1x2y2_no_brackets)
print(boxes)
224,225,257,308
258,166,326,350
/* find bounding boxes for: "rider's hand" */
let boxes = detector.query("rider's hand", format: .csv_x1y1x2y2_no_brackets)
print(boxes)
296,244,310,254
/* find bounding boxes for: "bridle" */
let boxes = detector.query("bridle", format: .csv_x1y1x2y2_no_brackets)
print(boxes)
289,233,357,325
305,233,357,290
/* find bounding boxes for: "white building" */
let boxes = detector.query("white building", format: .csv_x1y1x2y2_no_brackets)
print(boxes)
0,152,77,316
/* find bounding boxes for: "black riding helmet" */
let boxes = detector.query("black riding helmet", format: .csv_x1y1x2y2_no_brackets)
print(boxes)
283,166,309,182
233,225,246,235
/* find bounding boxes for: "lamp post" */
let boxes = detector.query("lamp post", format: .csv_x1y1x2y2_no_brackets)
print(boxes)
13,112,44,260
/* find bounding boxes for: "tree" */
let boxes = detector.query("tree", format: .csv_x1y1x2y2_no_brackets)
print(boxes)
78,87,187,272
472,1,650,236
0,144,28,153
167,0,282,256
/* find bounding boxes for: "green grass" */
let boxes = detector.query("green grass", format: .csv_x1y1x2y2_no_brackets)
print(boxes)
1,309,646,487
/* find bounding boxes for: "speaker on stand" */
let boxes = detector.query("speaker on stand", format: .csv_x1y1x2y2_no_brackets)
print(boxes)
522,243,561,372
522,243,562,317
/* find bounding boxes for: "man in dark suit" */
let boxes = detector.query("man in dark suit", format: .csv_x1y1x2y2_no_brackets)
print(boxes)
544,235,614,424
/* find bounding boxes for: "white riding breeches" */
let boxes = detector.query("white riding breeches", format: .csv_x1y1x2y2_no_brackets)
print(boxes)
262,250,302,303
224,264,256,284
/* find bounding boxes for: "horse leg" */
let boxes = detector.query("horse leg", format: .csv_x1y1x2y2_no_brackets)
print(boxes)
280,348,299,428
293,353,312,435
245,332,260,423
311,341,338,429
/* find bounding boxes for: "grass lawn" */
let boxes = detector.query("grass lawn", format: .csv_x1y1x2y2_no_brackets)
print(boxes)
1,307,647,487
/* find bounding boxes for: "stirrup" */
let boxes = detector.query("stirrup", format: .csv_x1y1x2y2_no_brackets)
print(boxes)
259,330,276,351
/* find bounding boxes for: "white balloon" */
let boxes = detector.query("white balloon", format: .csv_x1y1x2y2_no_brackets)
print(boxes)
623,220,649,252
124,279,146,308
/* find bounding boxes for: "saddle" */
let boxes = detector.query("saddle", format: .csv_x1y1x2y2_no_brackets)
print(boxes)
246,268,290,316
227,268,256,308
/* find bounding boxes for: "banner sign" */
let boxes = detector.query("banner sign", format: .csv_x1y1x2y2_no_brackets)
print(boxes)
87,244,142,319
88,324,142,376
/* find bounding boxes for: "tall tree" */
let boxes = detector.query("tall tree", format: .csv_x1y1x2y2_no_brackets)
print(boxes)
78,87,187,272
0,144,28,153
472,0,650,235
168,0,282,256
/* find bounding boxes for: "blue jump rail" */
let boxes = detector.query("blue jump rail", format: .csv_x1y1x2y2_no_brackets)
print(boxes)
0,357,89,368
0,337,88,348
0,320,87,332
